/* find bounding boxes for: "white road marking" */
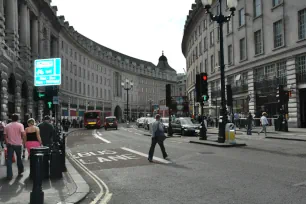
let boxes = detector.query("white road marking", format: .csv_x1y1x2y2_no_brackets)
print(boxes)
67,152,112,204
135,133,142,136
121,147,171,164
93,130,111,143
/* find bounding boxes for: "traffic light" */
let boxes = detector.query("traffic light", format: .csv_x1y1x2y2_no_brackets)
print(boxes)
33,87,46,101
278,85,285,105
195,74,202,102
226,85,233,106
284,90,291,104
200,73,209,101
166,84,171,107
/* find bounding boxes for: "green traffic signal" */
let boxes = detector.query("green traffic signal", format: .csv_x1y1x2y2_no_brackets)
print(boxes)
203,95,209,101
38,92,45,98
47,101,52,109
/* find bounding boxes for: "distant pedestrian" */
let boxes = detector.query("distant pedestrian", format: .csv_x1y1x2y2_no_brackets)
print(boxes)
25,118,42,156
258,112,269,136
148,114,168,162
38,115,55,147
247,112,253,135
4,114,25,179
0,121,5,149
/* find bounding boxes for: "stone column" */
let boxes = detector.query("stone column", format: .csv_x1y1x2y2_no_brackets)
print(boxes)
248,69,256,115
27,87,33,116
14,79,22,116
0,0,5,45
19,2,30,60
85,100,88,111
0,68,9,121
5,0,18,51
286,57,299,128
31,18,39,58
94,101,97,110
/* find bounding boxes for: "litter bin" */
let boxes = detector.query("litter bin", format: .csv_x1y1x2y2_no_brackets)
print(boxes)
30,146,50,179
225,123,236,144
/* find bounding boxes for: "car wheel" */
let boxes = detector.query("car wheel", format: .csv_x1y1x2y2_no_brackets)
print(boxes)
116,127,118,130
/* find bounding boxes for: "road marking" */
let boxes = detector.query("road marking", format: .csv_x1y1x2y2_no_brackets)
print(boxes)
135,133,142,136
121,147,171,164
93,130,111,143
67,151,112,204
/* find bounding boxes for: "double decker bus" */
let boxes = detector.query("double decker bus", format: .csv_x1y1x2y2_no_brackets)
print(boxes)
84,110,104,129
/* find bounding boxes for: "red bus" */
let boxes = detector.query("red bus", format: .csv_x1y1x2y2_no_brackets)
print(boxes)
84,110,104,129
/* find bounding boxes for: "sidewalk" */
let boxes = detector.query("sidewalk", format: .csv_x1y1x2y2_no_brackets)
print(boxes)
0,128,89,204
207,127,306,141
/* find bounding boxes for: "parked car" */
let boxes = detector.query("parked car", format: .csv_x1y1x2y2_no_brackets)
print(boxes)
104,116,118,130
137,117,146,128
171,117,200,136
161,117,170,133
144,117,155,130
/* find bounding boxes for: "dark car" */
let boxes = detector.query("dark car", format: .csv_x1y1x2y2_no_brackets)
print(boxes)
104,116,118,130
171,117,200,136
161,118,170,133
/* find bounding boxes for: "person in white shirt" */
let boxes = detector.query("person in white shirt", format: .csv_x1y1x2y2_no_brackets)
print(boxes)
258,112,269,136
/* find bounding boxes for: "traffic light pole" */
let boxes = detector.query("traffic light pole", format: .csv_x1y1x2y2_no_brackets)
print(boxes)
168,108,173,137
199,102,207,140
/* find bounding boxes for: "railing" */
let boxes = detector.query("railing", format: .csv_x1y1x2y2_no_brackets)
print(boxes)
297,72,306,84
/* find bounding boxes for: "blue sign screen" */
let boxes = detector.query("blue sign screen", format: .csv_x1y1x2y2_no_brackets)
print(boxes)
34,58,61,86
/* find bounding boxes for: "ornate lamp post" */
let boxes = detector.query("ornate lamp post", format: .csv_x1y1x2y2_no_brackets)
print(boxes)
121,79,133,125
201,0,237,143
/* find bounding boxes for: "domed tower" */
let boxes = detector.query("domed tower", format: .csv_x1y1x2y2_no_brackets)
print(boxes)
157,51,176,72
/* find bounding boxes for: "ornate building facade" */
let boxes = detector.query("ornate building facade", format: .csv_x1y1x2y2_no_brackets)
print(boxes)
0,0,177,122
182,0,306,127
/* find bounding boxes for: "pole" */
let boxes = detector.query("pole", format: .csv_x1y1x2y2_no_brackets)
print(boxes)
199,102,207,140
167,107,173,136
127,88,129,123
217,0,227,143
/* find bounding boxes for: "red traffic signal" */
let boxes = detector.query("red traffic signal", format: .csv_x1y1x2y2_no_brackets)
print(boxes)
202,75,207,81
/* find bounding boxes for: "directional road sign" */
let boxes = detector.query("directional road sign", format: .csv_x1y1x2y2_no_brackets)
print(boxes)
34,58,61,86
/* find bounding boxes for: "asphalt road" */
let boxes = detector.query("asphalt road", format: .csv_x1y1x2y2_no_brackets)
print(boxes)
66,124,306,204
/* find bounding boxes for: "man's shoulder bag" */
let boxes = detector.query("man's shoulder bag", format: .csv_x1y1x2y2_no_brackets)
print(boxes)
155,122,166,142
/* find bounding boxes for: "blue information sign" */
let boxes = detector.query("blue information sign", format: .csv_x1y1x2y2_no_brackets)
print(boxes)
34,58,61,86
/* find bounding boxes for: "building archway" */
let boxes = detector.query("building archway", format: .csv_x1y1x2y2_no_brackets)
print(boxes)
114,105,122,122
8,74,16,119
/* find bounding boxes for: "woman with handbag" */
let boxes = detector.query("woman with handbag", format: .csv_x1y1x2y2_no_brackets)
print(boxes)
148,114,168,162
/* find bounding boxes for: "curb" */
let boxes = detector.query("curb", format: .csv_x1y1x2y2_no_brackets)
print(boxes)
265,136,306,142
57,129,90,204
189,140,247,147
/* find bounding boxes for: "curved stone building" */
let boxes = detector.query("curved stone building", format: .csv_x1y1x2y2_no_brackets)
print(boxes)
182,0,306,127
0,0,177,122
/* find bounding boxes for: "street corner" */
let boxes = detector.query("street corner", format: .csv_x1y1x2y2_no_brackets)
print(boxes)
189,139,247,147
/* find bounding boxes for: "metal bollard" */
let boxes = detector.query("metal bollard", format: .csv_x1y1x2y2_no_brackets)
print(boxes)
50,142,63,179
30,153,44,204
199,120,207,140
30,147,50,180
61,133,67,172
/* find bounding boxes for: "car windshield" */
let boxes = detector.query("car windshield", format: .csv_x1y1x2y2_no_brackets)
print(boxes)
85,112,99,119
106,118,116,122
180,118,194,125
161,118,169,123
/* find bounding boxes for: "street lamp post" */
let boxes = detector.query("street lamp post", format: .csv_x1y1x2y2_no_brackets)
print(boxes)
121,79,133,125
201,0,237,143
148,99,153,117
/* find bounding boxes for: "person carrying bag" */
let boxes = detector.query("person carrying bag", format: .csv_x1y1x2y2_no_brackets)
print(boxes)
148,114,168,162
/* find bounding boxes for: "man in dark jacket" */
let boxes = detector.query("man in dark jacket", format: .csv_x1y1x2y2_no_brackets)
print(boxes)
38,115,55,146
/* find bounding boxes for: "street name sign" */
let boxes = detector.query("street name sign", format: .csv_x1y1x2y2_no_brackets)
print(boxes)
34,58,61,86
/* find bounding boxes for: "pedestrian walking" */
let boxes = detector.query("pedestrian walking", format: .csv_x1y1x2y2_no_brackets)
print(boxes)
247,112,253,135
148,114,168,162
0,121,5,149
4,114,25,180
24,118,42,156
38,115,55,147
258,112,269,136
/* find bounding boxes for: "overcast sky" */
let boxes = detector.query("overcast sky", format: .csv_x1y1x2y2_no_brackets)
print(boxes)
51,0,196,74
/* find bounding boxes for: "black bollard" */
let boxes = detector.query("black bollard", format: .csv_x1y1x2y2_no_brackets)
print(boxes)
199,120,207,140
50,142,63,179
30,153,44,204
61,133,67,172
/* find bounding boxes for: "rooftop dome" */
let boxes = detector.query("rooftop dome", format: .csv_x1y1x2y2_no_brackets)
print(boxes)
157,51,175,72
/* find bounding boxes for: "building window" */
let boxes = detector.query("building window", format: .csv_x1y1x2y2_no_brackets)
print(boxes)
239,8,245,27
88,85,90,96
83,83,85,95
75,80,77,92
70,78,72,91
199,41,202,55
204,37,207,50
210,55,214,72
217,27,220,41
272,0,282,7
203,19,207,29
65,76,68,90
273,19,283,48
254,0,261,17
79,82,81,94
254,30,262,55
298,8,306,40
296,55,306,73
210,31,214,46
240,38,246,60
227,18,232,34
228,44,233,65
204,59,208,73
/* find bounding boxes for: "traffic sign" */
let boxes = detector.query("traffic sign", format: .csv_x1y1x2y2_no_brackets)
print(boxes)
53,96,59,105
34,58,61,86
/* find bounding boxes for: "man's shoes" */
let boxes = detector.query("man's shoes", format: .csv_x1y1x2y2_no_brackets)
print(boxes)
164,156,169,160
148,158,153,162
18,170,24,176
6,176,12,180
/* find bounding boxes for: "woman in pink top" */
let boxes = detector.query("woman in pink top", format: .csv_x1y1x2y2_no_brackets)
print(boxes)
24,118,42,156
